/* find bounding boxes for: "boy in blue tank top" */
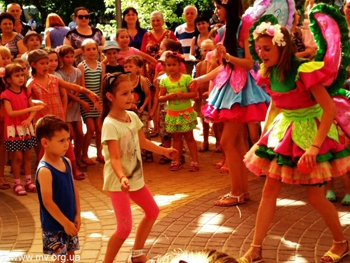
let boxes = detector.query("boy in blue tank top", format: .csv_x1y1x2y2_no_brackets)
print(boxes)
35,116,81,262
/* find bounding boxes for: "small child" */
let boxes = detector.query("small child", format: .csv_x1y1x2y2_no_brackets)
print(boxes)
1,63,43,195
35,115,81,263
27,49,99,180
124,55,152,162
12,58,30,80
159,52,199,171
102,41,124,74
57,45,89,170
101,72,177,263
21,30,43,65
45,47,68,114
0,46,12,67
77,38,105,165
153,39,186,165
116,28,157,66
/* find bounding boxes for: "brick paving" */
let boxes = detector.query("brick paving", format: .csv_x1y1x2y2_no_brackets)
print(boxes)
1,138,350,262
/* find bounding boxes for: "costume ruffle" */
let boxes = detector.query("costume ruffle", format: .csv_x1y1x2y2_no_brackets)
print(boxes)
202,67,270,123
244,104,350,185
244,144,350,184
297,61,337,88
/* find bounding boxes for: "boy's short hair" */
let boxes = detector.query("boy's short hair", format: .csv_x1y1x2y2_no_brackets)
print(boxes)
124,55,144,68
28,49,49,65
36,115,69,142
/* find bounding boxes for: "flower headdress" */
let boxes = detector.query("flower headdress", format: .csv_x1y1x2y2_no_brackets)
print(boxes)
221,0,229,4
252,21,286,46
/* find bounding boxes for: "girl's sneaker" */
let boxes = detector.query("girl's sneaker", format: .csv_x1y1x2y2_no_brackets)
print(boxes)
189,162,199,172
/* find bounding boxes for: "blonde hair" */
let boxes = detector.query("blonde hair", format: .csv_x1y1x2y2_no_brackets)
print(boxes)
0,46,11,59
81,38,98,50
200,39,215,49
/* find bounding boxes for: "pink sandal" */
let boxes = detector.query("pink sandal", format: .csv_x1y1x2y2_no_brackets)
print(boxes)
14,184,27,196
170,161,182,171
25,182,37,193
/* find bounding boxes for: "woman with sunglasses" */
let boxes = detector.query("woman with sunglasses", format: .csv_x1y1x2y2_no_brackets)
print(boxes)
64,6,106,65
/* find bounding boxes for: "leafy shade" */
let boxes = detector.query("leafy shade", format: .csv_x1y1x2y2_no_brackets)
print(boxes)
309,4,350,94
249,14,279,62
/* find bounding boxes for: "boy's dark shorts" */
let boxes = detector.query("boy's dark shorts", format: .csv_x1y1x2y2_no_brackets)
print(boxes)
42,230,80,255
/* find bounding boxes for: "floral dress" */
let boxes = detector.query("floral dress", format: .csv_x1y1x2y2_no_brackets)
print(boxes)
141,30,177,82
244,59,350,185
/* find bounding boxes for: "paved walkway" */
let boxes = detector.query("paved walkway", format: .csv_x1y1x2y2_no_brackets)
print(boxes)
1,136,350,262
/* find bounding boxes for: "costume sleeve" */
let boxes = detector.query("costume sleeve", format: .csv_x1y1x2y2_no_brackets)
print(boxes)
297,61,336,89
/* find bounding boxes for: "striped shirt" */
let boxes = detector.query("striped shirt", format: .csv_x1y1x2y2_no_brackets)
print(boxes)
79,61,102,119
175,24,197,57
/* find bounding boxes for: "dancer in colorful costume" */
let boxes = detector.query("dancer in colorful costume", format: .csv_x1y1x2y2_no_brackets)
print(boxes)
241,4,350,263
191,0,271,206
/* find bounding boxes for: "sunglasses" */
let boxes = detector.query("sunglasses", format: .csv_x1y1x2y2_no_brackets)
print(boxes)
77,14,90,20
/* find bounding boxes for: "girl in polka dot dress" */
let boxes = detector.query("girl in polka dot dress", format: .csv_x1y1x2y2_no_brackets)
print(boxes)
1,63,44,195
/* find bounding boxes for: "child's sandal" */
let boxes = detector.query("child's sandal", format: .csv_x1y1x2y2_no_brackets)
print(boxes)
170,161,182,171
14,184,27,196
189,162,199,172
0,177,10,190
25,182,37,193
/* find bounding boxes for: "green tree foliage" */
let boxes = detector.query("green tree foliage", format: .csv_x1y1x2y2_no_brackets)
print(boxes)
104,0,215,30
2,0,106,27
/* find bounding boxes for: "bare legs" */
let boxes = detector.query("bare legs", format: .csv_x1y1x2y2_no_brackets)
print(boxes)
242,177,347,261
215,121,248,205
82,118,102,162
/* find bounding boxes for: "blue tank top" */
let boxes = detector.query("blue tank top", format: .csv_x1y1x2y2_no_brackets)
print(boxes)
35,157,76,231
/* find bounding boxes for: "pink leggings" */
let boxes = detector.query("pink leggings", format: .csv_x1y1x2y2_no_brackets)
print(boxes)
109,185,159,239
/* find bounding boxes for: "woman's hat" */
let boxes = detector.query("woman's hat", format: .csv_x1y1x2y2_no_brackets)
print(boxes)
102,41,121,52
27,49,49,65
23,30,43,46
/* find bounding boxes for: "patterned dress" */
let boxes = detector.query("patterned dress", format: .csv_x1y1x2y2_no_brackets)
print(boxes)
141,30,177,82
30,74,65,122
79,61,102,120
160,74,197,133
1,88,36,151
1,34,24,58
244,59,350,185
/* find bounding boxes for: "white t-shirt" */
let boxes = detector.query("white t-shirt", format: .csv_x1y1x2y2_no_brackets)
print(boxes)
101,111,144,191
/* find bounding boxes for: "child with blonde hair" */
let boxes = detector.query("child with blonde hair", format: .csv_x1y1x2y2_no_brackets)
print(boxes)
77,38,105,165
0,46,12,67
